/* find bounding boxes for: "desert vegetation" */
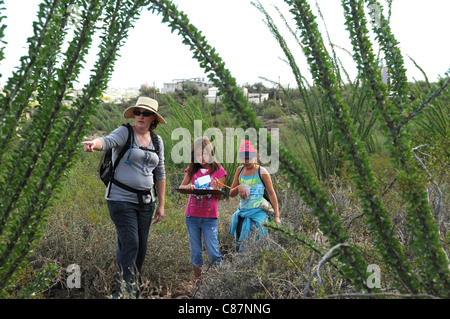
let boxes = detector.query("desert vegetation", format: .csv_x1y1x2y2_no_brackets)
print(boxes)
0,0,449,299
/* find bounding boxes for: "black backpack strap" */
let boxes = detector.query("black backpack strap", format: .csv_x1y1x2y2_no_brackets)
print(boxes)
257,166,271,204
145,131,160,198
237,165,244,183
107,124,133,198
138,131,160,153
257,165,266,188
115,123,133,169
150,130,160,153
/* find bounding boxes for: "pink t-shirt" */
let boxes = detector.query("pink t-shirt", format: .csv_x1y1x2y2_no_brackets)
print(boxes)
184,166,227,218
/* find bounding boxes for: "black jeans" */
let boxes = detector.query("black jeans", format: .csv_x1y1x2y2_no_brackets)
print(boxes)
107,200,155,297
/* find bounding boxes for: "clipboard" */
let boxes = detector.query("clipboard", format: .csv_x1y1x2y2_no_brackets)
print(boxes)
175,188,226,196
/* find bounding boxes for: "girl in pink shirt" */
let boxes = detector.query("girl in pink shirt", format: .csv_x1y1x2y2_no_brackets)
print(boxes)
179,137,227,288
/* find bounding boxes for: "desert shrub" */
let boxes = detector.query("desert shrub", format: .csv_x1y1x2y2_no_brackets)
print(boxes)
34,211,118,298
199,232,350,299
262,103,284,119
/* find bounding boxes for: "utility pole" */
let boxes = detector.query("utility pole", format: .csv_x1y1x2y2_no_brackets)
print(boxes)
278,76,281,107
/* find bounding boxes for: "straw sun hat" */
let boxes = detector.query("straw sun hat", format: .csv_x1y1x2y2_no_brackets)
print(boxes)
123,96,166,124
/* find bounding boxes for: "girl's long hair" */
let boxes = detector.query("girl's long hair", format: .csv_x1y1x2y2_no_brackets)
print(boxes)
187,137,221,178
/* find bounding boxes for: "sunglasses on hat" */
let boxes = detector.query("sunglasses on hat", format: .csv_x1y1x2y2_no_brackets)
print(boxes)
133,109,155,117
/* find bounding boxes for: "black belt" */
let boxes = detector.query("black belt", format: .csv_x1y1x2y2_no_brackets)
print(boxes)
108,178,151,208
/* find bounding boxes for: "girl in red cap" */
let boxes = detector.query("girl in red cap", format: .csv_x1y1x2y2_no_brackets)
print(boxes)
228,140,280,252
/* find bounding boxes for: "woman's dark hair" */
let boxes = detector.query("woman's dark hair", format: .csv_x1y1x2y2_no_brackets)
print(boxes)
149,119,158,131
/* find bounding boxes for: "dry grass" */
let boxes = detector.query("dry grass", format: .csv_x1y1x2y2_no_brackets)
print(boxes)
22,151,448,299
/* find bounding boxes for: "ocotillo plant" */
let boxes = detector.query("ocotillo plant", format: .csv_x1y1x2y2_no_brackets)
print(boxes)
342,0,449,296
148,0,372,293
0,0,150,294
147,0,449,297
282,0,422,294
254,1,380,182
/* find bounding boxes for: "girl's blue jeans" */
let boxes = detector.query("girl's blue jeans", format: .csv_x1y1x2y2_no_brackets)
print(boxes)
107,200,154,297
185,215,222,267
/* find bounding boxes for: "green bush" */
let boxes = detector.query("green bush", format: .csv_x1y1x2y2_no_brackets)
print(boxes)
262,103,284,119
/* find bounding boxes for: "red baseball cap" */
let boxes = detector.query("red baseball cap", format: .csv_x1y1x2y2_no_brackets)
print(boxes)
239,140,257,158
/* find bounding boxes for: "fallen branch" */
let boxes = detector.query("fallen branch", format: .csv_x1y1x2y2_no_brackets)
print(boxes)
304,243,349,298
265,223,345,277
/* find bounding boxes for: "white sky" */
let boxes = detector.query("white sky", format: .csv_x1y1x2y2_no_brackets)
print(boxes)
0,0,449,89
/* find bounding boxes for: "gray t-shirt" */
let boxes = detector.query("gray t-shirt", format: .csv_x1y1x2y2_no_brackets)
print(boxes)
101,125,165,204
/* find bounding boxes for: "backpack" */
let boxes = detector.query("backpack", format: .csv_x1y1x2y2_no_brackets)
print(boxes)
97,123,161,206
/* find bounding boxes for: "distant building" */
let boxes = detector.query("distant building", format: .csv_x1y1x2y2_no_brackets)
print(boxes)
205,87,220,103
243,88,269,104
161,77,213,94
205,87,269,104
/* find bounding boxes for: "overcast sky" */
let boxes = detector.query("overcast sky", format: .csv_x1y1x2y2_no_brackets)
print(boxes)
1,0,449,89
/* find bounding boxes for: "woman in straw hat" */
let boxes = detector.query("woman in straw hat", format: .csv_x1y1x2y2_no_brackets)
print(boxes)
82,96,166,298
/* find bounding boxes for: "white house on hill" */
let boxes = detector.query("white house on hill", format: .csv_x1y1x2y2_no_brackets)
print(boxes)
162,77,213,94
206,87,269,104
205,87,220,103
